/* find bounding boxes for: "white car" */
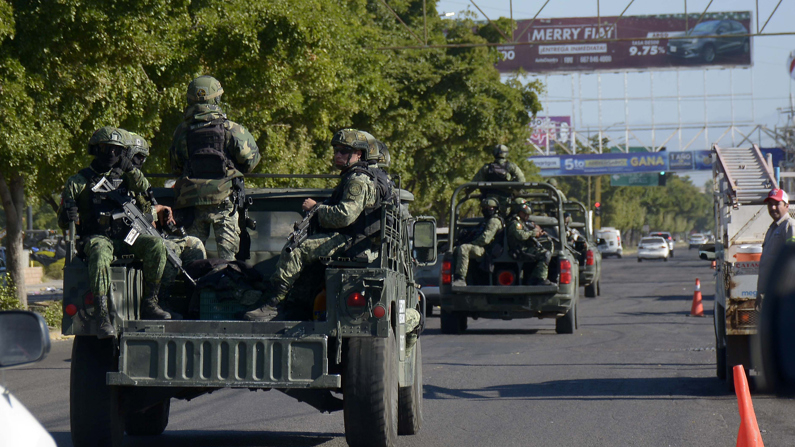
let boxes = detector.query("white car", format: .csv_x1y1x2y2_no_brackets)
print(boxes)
0,311,56,447
688,233,707,249
638,237,670,262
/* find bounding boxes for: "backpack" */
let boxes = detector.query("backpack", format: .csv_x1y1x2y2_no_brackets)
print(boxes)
485,162,510,182
186,118,229,179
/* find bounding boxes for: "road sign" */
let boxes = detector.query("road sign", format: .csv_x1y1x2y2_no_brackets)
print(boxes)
610,173,659,187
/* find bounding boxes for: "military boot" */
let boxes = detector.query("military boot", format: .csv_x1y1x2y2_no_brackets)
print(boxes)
244,283,288,321
451,276,467,287
95,295,116,339
141,281,172,320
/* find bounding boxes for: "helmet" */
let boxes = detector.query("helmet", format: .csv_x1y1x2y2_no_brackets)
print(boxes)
88,126,126,155
127,132,150,168
547,178,559,187
511,197,530,214
493,144,509,159
376,140,391,168
330,128,377,161
187,75,224,105
481,197,500,209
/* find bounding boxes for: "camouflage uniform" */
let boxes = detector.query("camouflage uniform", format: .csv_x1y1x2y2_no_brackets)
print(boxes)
507,214,551,282
471,159,525,182
58,165,166,299
271,169,377,293
472,145,526,212
170,87,261,261
162,235,206,286
453,216,503,280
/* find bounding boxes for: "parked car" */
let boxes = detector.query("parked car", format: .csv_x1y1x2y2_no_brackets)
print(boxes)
649,231,675,257
0,310,56,447
699,243,716,261
596,227,623,258
667,19,750,63
414,227,449,315
688,233,707,249
637,237,670,262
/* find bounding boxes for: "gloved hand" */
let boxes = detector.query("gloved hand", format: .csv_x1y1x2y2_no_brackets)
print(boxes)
117,155,134,172
66,206,79,223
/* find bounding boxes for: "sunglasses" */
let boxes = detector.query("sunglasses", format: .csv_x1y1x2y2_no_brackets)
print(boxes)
333,146,356,155
97,144,122,155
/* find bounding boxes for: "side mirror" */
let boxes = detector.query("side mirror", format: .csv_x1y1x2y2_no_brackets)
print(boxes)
0,311,51,369
412,218,437,266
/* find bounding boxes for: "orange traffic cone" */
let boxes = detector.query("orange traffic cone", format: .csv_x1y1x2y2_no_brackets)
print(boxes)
734,365,765,447
690,278,704,317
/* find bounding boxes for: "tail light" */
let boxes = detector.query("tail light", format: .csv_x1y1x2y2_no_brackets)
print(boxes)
586,250,594,266
347,292,366,307
373,305,386,319
560,259,572,284
441,260,452,285
497,271,515,285
65,304,78,317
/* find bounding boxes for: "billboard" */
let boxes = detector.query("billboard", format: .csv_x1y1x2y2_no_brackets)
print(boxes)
530,148,782,177
529,116,571,148
497,11,752,74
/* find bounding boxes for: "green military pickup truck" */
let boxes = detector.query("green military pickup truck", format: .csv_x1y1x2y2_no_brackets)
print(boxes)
564,201,602,298
62,179,435,447
438,182,581,334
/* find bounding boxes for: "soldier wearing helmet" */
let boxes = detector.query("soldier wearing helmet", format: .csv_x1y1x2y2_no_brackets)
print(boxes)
471,144,526,183
245,128,380,321
58,127,173,337
169,75,261,261
507,200,552,286
451,197,505,287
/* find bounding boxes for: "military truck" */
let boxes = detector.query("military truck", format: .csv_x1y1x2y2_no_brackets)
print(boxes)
61,178,435,447
438,182,580,334
564,201,602,298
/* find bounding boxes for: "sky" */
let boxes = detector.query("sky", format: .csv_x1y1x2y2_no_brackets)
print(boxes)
434,0,795,186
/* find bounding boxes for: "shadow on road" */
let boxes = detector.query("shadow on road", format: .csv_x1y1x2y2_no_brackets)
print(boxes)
422,328,540,336
51,430,339,447
423,376,728,401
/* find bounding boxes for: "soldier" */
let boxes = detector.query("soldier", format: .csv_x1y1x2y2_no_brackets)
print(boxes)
507,201,552,286
169,75,261,261
563,212,583,244
471,144,526,183
245,128,382,321
58,127,172,338
452,197,505,287
127,133,207,314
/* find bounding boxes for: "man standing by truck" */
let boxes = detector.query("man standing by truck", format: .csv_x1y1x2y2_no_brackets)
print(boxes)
757,188,795,309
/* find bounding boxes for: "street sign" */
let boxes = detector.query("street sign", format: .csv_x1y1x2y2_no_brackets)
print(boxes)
610,173,659,187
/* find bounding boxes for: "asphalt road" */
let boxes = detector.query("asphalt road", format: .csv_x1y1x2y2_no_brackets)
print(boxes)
6,250,795,446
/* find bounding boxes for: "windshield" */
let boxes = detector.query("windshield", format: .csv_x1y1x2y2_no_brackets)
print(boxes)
691,21,718,33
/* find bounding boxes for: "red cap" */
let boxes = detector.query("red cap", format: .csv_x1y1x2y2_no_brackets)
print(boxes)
764,188,789,204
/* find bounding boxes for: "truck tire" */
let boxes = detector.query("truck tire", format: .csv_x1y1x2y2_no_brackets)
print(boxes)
585,282,596,298
440,310,465,334
556,300,577,334
398,339,423,435
125,399,170,436
70,336,124,447
343,328,399,447
715,304,727,381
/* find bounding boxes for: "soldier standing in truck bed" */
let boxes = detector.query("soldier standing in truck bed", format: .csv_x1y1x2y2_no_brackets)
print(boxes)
169,75,261,261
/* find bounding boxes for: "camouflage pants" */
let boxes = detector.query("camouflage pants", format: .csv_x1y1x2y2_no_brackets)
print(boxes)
84,234,166,298
405,307,421,352
453,243,485,278
522,246,551,280
162,235,206,285
185,200,239,261
271,232,351,295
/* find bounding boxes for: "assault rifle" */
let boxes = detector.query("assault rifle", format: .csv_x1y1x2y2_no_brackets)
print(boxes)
285,203,320,254
107,190,196,286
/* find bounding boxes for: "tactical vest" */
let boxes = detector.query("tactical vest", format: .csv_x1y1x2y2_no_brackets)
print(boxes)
186,118,230,179
485,161,510,182
459,215,505,247
77,168,128,238
326,163,393,239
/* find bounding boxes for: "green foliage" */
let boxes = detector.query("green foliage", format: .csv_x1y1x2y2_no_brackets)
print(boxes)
2,0,542,224
0,276,22,310
43,258,65,281
39,301,62,329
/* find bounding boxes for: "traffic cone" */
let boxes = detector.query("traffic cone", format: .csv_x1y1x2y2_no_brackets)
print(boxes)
734,365,765,447
690,278,704,317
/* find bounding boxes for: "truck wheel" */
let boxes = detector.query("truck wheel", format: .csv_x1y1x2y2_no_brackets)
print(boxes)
70,336,124,447
398,339,423,435
585,282,596,298
556,301,576,334
343,328,399,447
125,399,170,436
716,345,727,381
440,310,465,334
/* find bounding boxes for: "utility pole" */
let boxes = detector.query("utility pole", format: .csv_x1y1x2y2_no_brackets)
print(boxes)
595,176,602,229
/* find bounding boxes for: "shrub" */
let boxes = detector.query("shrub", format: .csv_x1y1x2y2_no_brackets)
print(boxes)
39,301,62,329
0,277,23,311
43,258,65,280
